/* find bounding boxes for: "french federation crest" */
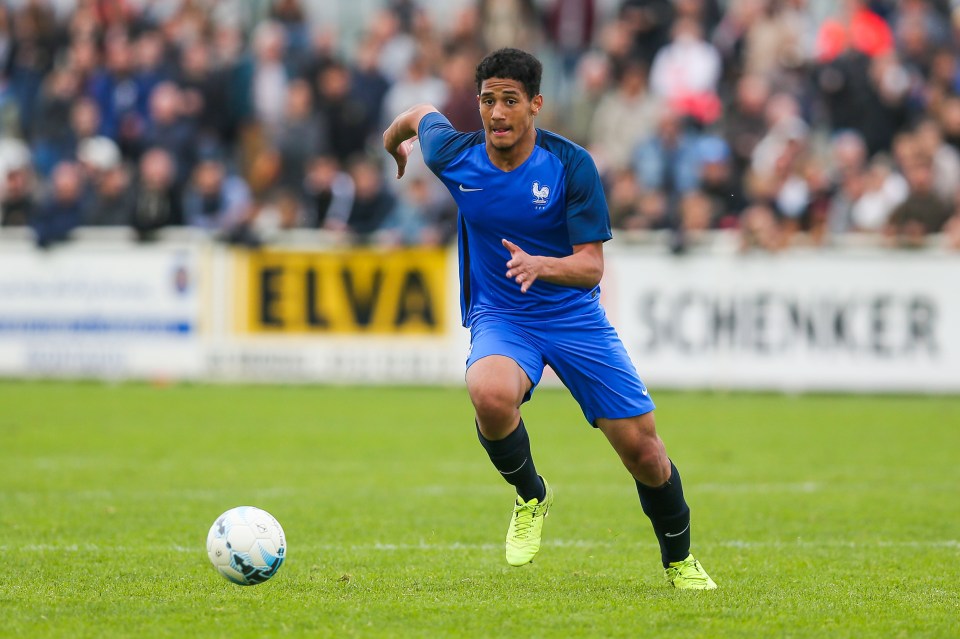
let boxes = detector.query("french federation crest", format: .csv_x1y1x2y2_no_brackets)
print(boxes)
532,181,550,206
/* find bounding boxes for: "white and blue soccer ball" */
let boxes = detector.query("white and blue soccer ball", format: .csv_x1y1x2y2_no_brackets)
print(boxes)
206,506,286,585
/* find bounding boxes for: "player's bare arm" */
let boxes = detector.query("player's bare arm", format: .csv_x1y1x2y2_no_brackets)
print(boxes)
502,239,604,293
382,103,439,179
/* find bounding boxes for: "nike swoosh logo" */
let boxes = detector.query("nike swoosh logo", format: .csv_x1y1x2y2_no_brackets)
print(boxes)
641,389,648,396
500,457,528,475
664,523,690,538
459,185,483,192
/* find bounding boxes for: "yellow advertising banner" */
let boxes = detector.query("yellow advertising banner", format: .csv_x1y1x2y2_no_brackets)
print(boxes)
238,248,447,334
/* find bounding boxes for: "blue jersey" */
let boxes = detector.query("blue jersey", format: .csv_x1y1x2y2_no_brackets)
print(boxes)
418,112,612,327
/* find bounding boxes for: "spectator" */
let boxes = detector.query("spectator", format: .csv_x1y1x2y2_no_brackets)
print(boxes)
382,174,457,246
824,130,871,235
632,109,702,212
674,0,722,37
590,60,659,173
440,48,484,133
739,203,782,252
130,147,182,241
269,0,310,57
303,155,354,230
479,0,543,53
250,189,304,243
81,161,134,227
815,0,894,63
315,61,376,164
30,161,85,248
132,30,169,112
368,9,417,83
913,117,960,202
697,136,745,229
0,138,35,227
175,40,231,150
544,0,597,104
88,35,148,155
648,16,722,124
444,5,486,55
381,52,448,131
939,94,960,152
63,36,100,92
182,155,253,241
619,0,675,67
740,0,814,86
605,169,643,230
350,38,392,135
890,0,949,68
141,82,197,185
295,24,338,83
31,68,81,176
722,74,770,185
678,190,714,237
944,205,960,250
60,97,103,173
597,15,635,80
850,153,909,232
750,92,808,181
7,2,59,138
751,113,812,240
562,51,610,148
273,79,327,194
343,157,396,243
245,147,284,210
250,21,290,138
884,153,953,246
76,135,122,186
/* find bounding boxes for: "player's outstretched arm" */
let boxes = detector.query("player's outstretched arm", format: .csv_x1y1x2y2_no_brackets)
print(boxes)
503,239,604,293
383,104,439,179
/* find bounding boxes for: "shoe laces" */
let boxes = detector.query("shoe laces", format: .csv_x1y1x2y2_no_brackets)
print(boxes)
511,498,545,540
668,558,709,584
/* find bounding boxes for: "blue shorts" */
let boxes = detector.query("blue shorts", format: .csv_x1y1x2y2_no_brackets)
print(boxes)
466,304,655,426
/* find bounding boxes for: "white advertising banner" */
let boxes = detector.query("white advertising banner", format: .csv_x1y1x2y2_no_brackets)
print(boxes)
2,237,957,392
0,243,204,378
604,249,960,392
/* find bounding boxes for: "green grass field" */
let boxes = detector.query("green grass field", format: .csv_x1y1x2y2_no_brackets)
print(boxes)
1,381,958,638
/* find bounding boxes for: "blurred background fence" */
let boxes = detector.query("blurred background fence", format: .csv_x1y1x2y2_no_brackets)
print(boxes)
2,231,957,392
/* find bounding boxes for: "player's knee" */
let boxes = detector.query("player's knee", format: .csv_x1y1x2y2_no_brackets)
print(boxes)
628,440,670,485
470,384,520,426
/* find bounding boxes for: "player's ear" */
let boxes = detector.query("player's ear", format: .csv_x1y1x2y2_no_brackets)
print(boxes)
531,94,543,115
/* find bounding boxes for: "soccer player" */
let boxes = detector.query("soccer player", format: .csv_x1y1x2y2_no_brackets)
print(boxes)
383,48,716,589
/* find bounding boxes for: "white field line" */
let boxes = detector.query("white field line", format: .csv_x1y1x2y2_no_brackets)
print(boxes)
6,539,959,554
3,482,920,501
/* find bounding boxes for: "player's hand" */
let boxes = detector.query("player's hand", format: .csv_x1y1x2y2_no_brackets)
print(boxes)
503,239,541,293
386,136,418,179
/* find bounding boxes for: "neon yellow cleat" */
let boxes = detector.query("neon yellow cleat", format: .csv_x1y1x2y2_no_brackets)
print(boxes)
505,478,553,566
665,554,717,590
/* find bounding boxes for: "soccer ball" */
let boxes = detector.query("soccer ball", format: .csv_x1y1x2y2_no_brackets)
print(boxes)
206,506,286,585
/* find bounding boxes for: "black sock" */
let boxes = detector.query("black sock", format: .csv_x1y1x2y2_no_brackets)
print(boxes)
476,418,545,502
636,460,691,568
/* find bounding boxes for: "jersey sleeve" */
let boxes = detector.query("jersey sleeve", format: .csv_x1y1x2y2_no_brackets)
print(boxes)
418,111,483,177
564,146,613,245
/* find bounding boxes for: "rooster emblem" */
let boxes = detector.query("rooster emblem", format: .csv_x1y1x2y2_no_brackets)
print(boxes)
532,181,550,205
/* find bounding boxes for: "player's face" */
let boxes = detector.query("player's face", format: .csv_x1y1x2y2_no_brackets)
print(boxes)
478,78,542,154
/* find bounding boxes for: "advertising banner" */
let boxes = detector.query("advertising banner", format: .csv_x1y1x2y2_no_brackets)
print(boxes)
605,250,960,392
0,243,204,378
204,246,466,383
237,248,447,335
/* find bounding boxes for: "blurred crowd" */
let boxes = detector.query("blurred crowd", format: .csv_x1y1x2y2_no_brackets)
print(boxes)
2,0,960,251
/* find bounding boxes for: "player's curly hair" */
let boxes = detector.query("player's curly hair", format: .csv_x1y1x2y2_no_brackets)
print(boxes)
475,48,542,100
